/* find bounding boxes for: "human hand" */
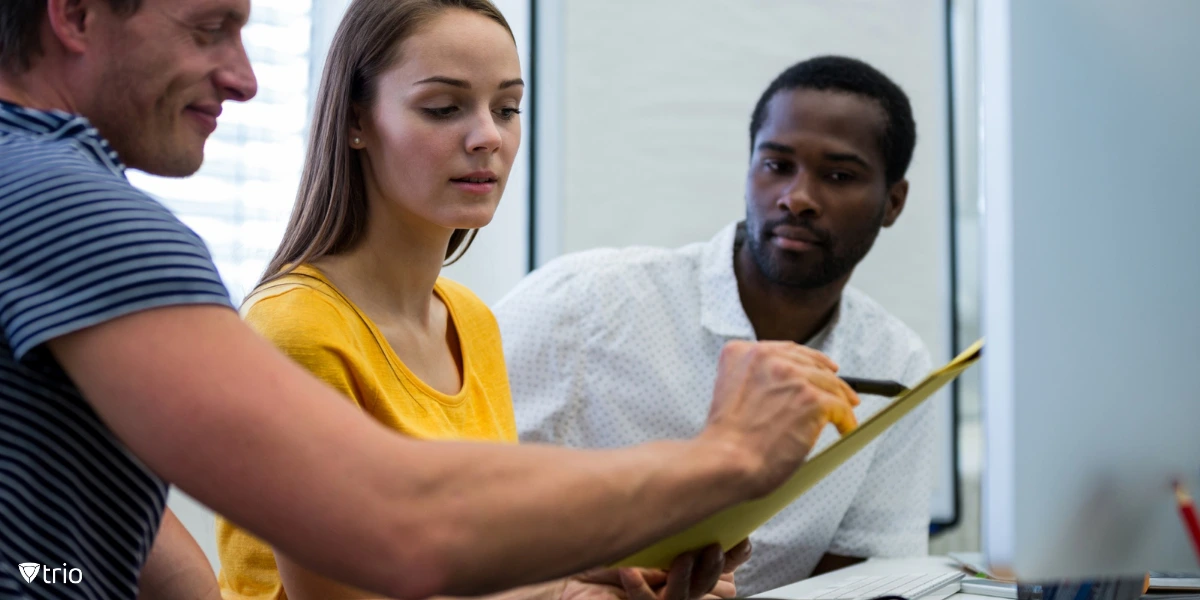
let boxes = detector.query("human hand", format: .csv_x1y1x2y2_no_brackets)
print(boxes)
563,541,751,600
701,340,860,496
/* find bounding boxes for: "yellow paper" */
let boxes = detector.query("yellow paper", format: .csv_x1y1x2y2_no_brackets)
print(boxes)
614,339,984,568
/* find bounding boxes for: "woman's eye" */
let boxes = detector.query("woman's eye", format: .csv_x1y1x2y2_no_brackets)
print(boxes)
497,107,522,120
828,171,856,183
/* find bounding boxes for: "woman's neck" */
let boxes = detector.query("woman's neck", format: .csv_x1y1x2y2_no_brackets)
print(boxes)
314,199,452,328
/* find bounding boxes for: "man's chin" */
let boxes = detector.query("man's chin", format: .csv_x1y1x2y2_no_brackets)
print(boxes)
757,250,841,289
766,269,833,289
130,148,204,178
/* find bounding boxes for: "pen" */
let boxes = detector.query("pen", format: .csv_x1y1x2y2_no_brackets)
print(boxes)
840,377,909,397
1173,480,1200,565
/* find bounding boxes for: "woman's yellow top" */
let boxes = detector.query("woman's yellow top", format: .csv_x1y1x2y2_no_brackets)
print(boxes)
215,265,516,600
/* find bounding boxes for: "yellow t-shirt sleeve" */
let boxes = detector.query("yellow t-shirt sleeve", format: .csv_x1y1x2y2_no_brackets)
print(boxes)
242,286,367,410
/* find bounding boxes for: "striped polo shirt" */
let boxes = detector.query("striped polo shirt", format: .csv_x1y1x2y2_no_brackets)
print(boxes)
0,100,233,599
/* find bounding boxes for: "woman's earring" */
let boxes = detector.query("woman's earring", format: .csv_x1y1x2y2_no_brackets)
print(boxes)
352,136,362,147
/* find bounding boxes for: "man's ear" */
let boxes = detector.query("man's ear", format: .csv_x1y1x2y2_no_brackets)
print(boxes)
45,0,101,55
881,179,909,228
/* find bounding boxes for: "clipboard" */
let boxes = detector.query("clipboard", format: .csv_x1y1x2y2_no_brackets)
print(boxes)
614,339,985,568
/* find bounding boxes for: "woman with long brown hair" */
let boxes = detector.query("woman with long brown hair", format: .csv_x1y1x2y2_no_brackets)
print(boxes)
213,1,748,599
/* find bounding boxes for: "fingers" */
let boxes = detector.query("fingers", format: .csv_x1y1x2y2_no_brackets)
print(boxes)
622,547,729,600
819,384,859,434
638,569,669,588
658,551,696,600
578,566,667,588
619,568,661,600
701,540,748,599
756,340,839,372
704,575,738,599
570,566,617,586
754,342,861,414
832,373,860,408
778,358,860,435
706,339,861,494
802,375,858,435
722,539,752,573
791,366,861,435
687,545,725,600
796,366,860,408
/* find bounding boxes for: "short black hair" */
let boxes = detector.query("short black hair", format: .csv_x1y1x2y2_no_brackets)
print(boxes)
749,55,917,185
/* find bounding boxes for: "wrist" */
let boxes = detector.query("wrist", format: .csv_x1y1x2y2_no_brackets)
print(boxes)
688,431,766,501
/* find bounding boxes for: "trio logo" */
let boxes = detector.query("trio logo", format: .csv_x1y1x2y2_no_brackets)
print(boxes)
16,562,83,585
17,563,39,583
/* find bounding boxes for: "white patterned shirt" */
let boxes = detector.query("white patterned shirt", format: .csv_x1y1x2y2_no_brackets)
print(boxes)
494,222,935,595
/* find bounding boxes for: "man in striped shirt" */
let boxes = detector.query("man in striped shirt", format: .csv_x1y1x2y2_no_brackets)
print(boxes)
0,1,861,599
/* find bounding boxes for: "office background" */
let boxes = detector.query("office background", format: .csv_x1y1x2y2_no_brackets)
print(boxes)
142,0,986,570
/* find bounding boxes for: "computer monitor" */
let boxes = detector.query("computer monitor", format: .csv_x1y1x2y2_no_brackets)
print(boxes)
979,0,1200,579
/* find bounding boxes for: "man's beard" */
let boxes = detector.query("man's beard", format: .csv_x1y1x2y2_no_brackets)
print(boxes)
741,210,885,289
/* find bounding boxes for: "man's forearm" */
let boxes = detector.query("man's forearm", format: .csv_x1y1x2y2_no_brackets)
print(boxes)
201,377,756,598
56,307,837,600
275,551,568,600
53,307,758,599
390,437,754,596
257,427,755,598
274,435,751,599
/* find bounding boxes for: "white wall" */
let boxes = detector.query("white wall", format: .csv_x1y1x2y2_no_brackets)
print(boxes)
535,0,959,525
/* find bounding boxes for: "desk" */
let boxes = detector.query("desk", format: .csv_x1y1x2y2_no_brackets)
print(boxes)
754,556,992,600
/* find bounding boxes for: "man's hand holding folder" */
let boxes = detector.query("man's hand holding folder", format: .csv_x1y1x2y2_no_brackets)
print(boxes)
618,340,985,569
702,340,861,496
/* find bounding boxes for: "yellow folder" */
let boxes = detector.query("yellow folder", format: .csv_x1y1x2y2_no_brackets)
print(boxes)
614,339,985,568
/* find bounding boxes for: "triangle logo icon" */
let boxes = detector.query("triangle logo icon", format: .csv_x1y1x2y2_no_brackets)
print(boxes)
18,563,40,584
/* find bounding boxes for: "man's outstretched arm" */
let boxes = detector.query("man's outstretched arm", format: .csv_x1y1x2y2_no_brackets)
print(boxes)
51,305,857,600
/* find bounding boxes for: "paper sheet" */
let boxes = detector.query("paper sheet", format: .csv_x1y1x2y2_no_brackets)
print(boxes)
614,339,984,568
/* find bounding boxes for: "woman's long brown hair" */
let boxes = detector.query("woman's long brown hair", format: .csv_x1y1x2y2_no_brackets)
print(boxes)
261,0,513,285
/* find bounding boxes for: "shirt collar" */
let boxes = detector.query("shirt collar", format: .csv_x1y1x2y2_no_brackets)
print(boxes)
699,221,757,339
698,220,846,345
0,99,126,175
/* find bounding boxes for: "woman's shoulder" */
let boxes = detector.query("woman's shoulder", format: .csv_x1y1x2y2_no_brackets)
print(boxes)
434,277,503,347
434,277,492,316
241,267,360,344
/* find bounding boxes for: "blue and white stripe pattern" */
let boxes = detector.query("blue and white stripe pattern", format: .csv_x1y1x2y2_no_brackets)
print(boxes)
0,99,232,599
